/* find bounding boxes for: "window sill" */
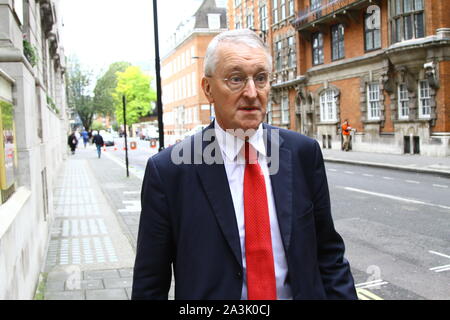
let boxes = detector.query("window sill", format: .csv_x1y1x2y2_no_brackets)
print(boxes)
364,119,382,123
318,121,339,125
0,187,32,239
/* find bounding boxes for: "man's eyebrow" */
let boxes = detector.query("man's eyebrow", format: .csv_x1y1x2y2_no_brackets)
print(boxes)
224,65,269,74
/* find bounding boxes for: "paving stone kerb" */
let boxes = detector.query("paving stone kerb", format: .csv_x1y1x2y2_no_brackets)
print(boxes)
322,149,450,178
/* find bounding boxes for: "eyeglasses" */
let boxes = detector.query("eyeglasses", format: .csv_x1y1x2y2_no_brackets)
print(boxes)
210,72,270,92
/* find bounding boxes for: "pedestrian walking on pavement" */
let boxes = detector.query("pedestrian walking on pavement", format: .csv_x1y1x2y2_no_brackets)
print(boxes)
341,119,352,152
81,129,89,148
132,29,357,300
67,131,78,155
92,131,104,158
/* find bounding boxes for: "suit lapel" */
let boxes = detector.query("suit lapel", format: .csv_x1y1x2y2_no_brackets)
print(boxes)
264,124,293,253
195,123,243,268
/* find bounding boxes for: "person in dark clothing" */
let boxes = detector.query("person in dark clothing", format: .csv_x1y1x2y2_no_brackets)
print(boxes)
92,132,104,158
68,132,78,155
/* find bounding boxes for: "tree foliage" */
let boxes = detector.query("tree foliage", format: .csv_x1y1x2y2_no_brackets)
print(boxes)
93,61,131,117
113,66,156,126
66,57,94,130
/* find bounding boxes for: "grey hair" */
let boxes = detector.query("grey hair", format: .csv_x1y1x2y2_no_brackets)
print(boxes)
204,29,272,77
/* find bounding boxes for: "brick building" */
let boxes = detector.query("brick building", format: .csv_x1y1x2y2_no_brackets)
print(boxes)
227,0,450,156
161,0,227,146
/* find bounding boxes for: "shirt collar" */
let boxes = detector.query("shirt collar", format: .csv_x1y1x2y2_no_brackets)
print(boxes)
214,121,266,163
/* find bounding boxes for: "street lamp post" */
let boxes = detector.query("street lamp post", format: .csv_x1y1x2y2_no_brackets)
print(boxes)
152,0,164,152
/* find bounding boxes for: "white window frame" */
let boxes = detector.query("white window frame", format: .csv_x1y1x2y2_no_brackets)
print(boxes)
398,83,410,119
418,80,431,119
260,5,268,32
280,0,286,21
273,0,279,24
281,95,290,124
246,12,254,29
288,0,294,16
320,89,337,122
367,83,381,120
312,32,324,65
267,101,273,124
287,36,296,68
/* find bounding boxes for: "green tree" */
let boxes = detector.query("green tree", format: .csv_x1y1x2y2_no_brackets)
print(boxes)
113,66,156,126
93,61,131,117
66,57,95,130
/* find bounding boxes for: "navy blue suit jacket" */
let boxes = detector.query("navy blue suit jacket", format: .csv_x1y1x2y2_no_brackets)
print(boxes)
132,123,357,300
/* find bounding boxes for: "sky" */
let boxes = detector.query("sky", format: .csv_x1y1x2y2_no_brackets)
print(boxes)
60,0,210,78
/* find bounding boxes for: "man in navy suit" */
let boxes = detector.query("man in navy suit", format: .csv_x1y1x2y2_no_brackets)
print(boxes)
132,29,357,300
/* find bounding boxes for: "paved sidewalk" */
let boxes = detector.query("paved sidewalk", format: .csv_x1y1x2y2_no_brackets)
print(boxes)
322,149,450,177
43,148,136,300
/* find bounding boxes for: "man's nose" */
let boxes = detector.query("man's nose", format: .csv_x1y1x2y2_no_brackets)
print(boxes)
242,78,258,99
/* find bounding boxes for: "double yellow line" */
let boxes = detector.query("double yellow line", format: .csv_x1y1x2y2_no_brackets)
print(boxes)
356,288,384,300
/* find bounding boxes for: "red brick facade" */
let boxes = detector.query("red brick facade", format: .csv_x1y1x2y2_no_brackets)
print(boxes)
227,0,450,156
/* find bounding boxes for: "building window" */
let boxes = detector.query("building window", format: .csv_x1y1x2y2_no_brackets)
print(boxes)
367,83,381,120
287,36,296,68
275,41,282,71
418,80,431,118
398,83,409,119
390,0,424,43
260,5,268,32
365,10,381,51
0,98,17,204
246,12,254,29
281,96,290,124
235,0,242,7
280,0,286,20
208,14,221,30
288,0,294,17
273,0,279,24
320,89,337,122
312,33,324,65
267,101,273,124
311,0,322,11
331,24,345,60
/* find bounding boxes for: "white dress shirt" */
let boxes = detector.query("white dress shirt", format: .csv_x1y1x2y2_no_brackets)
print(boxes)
214,121,292,300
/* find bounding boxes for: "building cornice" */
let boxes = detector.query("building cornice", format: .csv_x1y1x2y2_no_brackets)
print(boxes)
271,75,306,90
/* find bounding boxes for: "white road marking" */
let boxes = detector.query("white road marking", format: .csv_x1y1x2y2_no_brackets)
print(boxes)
430,264,450,271
123,191,140,195
328,168,337,172
435,266,450,272
341,187,450,210
363,174,374,177
405,180,420,184
355,279,388,289
383,176,394,180
433,184,448,189
344,171,355,175
429,250,450,259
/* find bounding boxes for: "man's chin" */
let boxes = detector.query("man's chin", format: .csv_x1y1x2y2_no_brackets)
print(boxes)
237,119,263,131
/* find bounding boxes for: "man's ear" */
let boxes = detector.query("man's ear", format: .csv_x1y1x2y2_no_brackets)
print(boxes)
201,77,214,103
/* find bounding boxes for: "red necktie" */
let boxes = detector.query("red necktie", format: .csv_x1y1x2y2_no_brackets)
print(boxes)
243,142,277,300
